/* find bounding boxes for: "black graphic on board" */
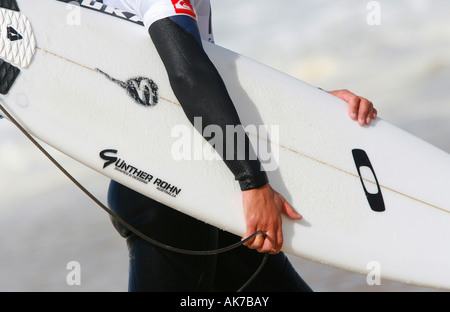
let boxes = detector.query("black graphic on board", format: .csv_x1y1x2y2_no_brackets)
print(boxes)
352,149,385,212
7,26,23,41
56,0,144,26
0,0,21,95
96,69,159,107
0,0,20,11
0,59,20,95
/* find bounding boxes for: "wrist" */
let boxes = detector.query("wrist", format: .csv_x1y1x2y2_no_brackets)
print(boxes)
238,170,269,191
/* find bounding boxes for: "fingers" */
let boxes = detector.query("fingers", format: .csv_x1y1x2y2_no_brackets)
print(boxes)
329,89,377,126
242,213,282,254
347,95,375,126
280,196,302,220
347,93,360,122
357,97,375,126
241,185,302,255
242,194,300,255
243,230,265,250
243,227,282,255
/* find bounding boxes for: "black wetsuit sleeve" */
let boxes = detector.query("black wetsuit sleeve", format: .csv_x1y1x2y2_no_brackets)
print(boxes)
149,18,268,191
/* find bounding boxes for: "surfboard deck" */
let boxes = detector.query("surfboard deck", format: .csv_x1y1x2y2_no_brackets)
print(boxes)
1,0,450,290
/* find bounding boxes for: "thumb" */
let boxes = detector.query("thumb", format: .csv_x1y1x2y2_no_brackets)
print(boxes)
281,198,302,220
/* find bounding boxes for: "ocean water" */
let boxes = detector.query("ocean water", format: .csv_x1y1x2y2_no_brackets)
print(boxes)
0,0,449,292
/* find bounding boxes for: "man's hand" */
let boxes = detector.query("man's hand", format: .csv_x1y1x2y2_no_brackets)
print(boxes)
242,184,302,254
328,89,377,126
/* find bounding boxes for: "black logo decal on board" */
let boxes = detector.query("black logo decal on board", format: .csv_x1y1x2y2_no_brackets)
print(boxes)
99,149,181,198
0,59,20,95
56,0,144,26
352,149,385,212
97,69,159,107
7,26,23,41
0,0,20,11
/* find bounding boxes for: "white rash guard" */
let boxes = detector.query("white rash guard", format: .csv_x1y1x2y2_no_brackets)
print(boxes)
101,0,214,42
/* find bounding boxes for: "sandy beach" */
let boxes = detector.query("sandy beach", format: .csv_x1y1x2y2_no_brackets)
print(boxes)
1,0,449,292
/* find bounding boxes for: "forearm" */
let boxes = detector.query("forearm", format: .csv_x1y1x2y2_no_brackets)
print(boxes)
149,18,268,190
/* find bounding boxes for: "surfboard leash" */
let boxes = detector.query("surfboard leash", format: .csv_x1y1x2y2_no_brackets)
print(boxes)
0,103,268,291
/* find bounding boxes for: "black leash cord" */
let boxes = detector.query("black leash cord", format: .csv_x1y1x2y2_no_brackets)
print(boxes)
0,103,268,290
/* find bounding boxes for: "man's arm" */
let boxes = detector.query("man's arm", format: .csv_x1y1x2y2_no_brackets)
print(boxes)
149,17,298,253
149,17,269,191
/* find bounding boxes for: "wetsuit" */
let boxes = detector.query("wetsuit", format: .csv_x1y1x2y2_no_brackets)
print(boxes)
102,0,312,292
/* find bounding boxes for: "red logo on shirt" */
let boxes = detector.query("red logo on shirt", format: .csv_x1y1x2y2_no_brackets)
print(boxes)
171,0,196,19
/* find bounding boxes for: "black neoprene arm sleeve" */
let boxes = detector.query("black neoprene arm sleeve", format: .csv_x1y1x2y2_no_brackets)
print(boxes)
149,18,268,191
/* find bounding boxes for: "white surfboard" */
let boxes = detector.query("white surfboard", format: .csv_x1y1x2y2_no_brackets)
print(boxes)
1,0,450,290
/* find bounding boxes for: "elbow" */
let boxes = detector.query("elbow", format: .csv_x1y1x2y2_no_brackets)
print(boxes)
169,67,197,93
168,61,218,101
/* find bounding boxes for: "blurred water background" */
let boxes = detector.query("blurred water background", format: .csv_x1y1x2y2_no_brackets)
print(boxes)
0,0,449,291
